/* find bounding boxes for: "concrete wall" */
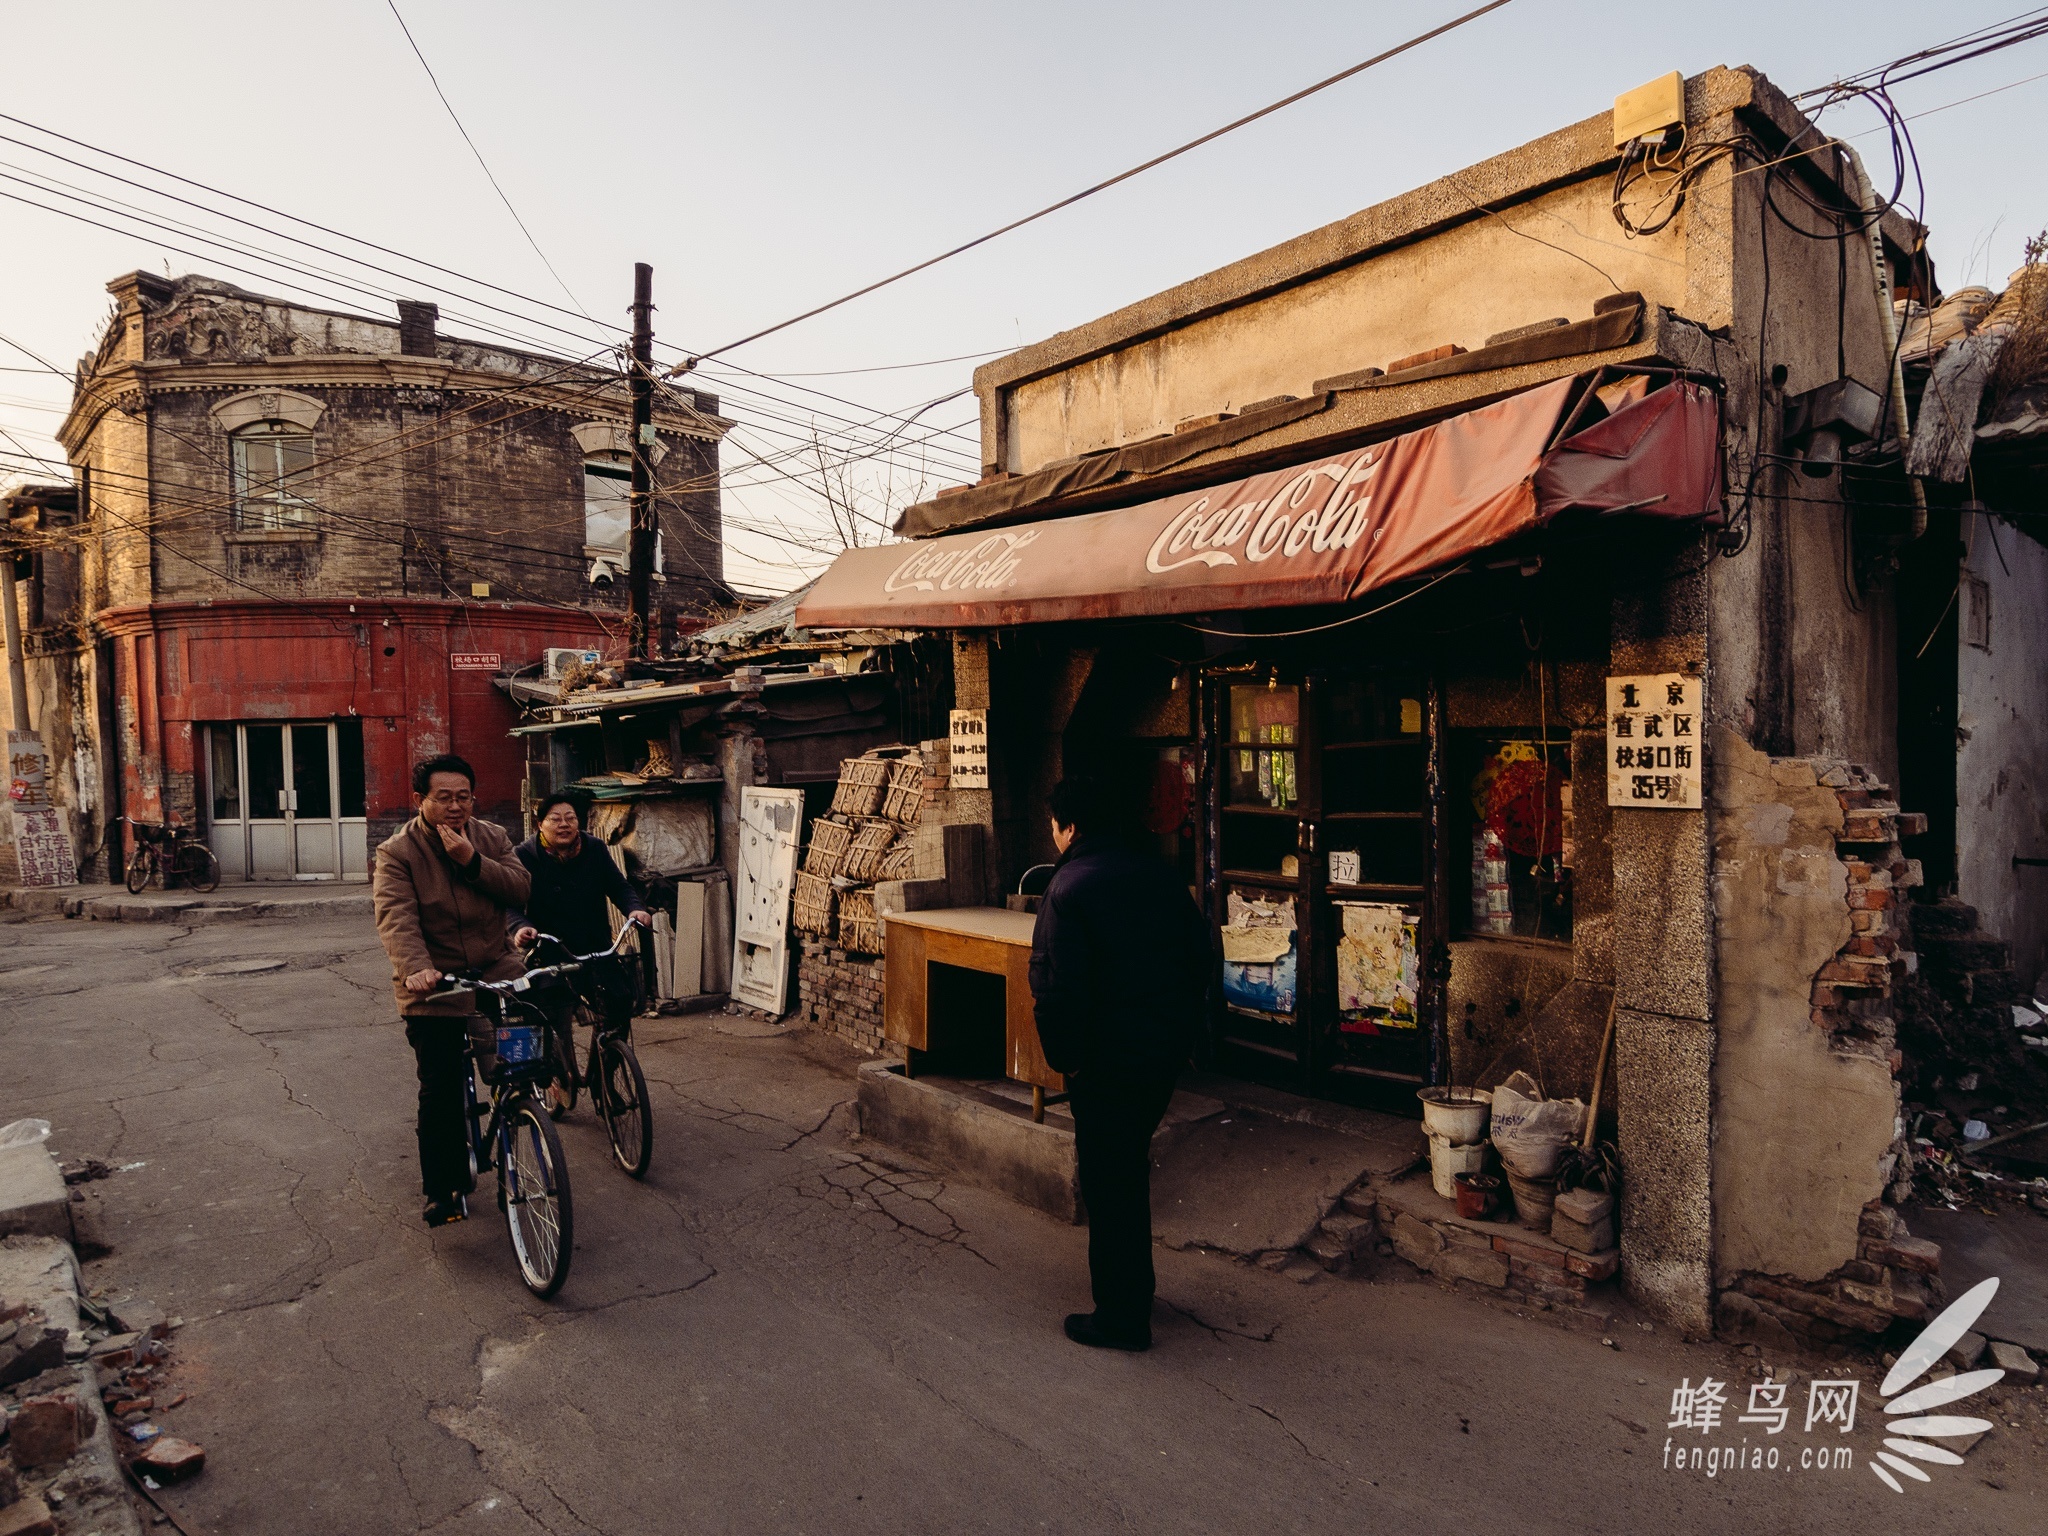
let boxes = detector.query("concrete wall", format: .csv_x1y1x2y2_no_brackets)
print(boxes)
1003,174,1686,473
1957,521,2048,986
1709,731,1897,1286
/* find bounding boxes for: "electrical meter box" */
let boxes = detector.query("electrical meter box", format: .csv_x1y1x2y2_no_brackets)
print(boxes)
1613,71,1685,147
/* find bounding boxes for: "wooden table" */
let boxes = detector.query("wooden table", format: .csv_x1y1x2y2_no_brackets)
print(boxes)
883,906,1066,1118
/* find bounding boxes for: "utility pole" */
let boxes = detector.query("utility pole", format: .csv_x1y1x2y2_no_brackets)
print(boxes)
626,262,657,661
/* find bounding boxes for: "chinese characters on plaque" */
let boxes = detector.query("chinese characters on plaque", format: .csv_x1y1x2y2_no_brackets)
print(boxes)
948,709,989,790
1605,674,1702,809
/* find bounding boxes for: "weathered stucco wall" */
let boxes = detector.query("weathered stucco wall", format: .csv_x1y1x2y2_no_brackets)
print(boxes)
1002,175,1687,472
1710,730,1897,1285
1957,522,2048,986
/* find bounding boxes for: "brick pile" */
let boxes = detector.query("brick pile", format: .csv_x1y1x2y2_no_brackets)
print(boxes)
796,940,887,1055
1719,1200,1943,1347
1351,1175,1621,1310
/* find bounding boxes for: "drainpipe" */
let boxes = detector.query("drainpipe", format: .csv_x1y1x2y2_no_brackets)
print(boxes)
1841,142,1927,541
1,554,27,733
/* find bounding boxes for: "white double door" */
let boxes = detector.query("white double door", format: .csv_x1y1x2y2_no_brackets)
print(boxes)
205,720,368,882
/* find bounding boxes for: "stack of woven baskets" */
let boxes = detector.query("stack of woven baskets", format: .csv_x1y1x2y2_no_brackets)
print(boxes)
792,747,926,955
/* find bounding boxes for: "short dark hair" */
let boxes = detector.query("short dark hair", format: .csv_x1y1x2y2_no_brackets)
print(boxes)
534,791,587,824
413,753,476,795
1048,776,1111,835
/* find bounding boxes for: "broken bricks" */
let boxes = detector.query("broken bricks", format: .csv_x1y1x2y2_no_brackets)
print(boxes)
5,1391,90,1469
135,1436,205,1484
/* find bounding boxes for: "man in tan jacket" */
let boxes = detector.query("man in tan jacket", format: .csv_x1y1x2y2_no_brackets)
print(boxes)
372,753,532,1227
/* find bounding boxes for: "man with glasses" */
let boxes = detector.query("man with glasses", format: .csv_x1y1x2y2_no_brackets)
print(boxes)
372,753,531,1227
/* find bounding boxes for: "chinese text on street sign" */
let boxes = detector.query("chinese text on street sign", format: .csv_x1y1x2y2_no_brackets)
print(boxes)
450,653,502,671
1606,674,1701,809
949,709,989,790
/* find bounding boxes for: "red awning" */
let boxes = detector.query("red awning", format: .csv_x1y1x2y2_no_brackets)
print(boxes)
795,377,1720,630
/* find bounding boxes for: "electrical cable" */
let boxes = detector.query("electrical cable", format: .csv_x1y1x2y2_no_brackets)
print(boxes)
688,0,1518,361
383,0,591,319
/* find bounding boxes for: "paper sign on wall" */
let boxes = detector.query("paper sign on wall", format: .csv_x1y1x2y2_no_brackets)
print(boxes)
949,709,989,790
6,731,73,887
1605,674,1703,809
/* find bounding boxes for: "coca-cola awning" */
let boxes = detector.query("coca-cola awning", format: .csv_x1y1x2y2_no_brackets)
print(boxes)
794,376,1720,630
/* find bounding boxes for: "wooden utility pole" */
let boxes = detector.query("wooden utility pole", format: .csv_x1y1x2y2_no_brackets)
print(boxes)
626,261,657,659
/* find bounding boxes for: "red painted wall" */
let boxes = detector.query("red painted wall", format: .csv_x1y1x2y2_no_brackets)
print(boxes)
98,599,614,838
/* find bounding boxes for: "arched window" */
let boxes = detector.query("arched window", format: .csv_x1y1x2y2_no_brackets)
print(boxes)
232,421,315,530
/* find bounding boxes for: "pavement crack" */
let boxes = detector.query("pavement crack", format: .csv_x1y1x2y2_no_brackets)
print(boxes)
1199,1377,1350,1482
1162,1298,1279,1344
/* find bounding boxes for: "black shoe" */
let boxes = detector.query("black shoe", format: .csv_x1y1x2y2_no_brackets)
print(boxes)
422,1195,468,1227
1063,1312,1151,1352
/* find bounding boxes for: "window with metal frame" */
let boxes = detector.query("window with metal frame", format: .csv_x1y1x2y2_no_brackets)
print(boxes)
231,423,316,530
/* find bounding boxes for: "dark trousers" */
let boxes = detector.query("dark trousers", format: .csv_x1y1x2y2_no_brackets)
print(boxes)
1071,1072,1178,1332
405,1014,483,1202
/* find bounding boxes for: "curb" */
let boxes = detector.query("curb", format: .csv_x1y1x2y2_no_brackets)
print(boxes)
1,888,372,924
0,1238,145,1536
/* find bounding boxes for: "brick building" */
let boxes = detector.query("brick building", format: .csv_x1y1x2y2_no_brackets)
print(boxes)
5,270,731,882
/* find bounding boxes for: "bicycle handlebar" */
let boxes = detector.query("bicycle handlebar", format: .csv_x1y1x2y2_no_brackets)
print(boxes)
429,925,637,1002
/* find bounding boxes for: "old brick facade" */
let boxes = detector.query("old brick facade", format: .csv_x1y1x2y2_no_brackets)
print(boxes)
14,270,735,880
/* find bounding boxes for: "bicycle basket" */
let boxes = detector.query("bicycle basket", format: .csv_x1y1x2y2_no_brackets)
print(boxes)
494,1025,543,1066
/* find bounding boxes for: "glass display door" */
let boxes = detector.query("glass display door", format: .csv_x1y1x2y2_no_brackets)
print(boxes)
203,720,367,882
1208,667,1440,1094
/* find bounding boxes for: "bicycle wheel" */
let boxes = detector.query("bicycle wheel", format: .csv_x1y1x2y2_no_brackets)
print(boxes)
595,1035,653,1179
500,1098,573,1298
173,842,220,894
124,845,155,895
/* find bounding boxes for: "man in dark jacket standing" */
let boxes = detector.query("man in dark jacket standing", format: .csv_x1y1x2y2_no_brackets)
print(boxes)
1029,777,1214,1352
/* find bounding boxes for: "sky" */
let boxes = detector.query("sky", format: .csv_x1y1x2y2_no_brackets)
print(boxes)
2,1,2044,594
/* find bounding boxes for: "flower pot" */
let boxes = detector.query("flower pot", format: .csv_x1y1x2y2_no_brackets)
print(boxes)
1417,1087,1492,1147
1505,1168,1559,1230
1453,1171,1503,1220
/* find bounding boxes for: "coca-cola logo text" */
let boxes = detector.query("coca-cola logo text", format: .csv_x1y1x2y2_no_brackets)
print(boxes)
885,529,1042,594
1146,450,1384,575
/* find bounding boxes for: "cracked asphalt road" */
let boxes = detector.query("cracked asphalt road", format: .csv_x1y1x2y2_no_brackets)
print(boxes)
4,911,2045,1534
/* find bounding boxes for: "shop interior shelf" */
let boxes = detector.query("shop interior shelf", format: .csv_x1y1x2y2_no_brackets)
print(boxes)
1321,738,1426,751
1222,804,1302,816
1327,881,1425,896
1221,868,1303,887
1323,810,1425,821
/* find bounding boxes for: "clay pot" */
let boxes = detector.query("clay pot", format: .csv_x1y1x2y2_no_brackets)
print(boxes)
1453,1171,1503,1220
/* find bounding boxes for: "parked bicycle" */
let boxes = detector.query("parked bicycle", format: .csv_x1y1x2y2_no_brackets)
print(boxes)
122,819,221,895
525,927,654,1180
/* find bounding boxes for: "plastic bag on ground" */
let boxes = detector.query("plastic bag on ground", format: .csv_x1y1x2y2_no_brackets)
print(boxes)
0,1118,52,1148
1487,1071,1585,1178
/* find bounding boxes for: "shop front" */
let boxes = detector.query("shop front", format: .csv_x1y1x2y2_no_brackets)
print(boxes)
799,368,1721,1108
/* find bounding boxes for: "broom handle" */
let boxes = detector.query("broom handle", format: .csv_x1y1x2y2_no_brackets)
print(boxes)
1582,990,1618,1151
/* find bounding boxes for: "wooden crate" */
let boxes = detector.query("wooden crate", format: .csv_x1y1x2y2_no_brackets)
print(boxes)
841,817,898,883
830,755,891,818
838,885,881,955
803,816,854,878
880,758,925,825
793,870,836,937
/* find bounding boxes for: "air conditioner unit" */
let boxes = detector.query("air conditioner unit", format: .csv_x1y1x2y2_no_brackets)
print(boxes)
544,647,602,679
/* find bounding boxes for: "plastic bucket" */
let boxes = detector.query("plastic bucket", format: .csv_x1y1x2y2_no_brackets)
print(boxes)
1417,1088,1492,1147
1454,1171,1503,1220
1505,1168,1559,1230
1428,1132,1489,1199
495,1025,542,1066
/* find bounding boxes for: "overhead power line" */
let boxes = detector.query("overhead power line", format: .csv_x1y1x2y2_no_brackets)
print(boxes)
383,0,591,319
688,0,1517,362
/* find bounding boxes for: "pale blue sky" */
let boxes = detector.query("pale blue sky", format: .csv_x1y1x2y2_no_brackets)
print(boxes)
2,1,2042,591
